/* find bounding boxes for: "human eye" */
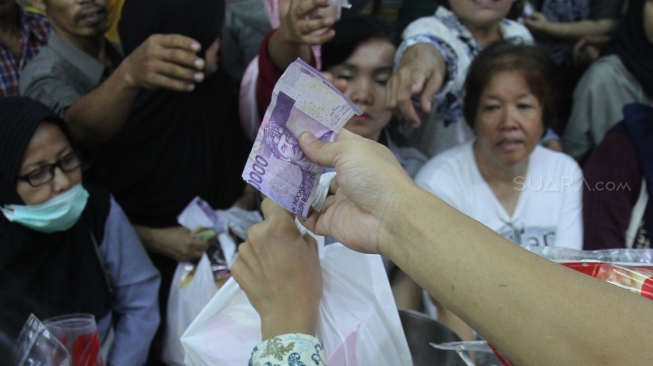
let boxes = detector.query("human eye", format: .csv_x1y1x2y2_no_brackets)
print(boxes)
374,71,392,86
60,152,80,170
335,72,353,81
375,76,390,86
517,103,533,110
28,168,50,184
483,104,500,112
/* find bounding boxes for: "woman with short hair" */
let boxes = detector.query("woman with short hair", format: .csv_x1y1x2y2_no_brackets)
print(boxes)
416,42,582,249
415,42,583,340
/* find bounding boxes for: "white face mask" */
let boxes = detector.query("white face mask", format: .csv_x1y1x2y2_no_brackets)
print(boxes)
1,184,89,233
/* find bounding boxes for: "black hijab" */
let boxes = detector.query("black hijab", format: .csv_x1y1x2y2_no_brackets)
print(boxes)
602,0,653,98
0,97,112,338
98,0,249,228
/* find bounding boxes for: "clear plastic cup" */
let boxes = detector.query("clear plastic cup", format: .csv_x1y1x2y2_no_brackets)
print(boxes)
15,314,70,366
42,314,104,366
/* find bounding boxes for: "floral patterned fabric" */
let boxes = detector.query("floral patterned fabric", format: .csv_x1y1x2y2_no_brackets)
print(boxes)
394,6,533,158
249,333,326,366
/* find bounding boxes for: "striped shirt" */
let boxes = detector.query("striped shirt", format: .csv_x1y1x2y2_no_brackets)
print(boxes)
0,9,50,97
19,32,122,116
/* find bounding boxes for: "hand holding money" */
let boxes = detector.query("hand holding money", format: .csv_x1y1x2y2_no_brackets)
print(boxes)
242,59,361,218
297,129,414,255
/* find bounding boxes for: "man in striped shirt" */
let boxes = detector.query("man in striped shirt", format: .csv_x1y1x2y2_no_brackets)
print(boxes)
0,1,50,97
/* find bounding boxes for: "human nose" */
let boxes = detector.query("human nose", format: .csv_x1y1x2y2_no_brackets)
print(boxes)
51,166,74,194
499,106,520,130
349,79,374,107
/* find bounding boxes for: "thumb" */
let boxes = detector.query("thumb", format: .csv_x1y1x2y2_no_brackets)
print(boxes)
299,129,357,168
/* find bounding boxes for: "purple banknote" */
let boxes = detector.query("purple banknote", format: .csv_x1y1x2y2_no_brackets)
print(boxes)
242,59,361,218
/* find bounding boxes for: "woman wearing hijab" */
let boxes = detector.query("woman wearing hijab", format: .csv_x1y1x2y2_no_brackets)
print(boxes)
563,0,653,163
0,97,160,366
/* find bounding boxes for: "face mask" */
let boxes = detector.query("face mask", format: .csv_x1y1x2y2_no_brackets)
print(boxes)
0,184,89,233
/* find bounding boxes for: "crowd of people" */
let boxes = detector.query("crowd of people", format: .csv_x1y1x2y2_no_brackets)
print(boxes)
0,0,651,365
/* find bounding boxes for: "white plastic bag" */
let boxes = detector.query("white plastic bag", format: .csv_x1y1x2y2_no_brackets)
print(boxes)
181,243,413,366
161,254,218,366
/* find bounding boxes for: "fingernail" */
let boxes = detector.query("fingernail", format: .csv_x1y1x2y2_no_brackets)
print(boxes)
300,132,318,143
194,72,204,81
195,59,205,69
187,84,195,91
191,43,201,51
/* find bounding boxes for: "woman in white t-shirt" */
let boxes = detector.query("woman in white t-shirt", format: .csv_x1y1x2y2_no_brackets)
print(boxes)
416,41,582,249
414,41,583,340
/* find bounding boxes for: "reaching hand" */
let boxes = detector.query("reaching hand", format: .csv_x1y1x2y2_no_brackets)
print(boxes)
119,34,207,92
572,34,610,68
135,226,210,262
231,199,322,340
278,0,336,46
386,43,446,128
298,129,415,255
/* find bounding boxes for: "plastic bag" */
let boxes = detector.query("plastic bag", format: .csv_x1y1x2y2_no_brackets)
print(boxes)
178,197,263,270
14,314,71,366
163,198,263,365
463,247,653,366
162,254,218,366
180,243,413,366
41,314,103,366
431,341,513,366
526,247,653,300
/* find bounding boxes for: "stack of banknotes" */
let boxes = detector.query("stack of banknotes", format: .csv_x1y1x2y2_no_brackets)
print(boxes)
242,59,361,218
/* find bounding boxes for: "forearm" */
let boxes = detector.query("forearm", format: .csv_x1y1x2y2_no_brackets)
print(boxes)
261,310,318,340
133,225,162,253
63,67,139,147
268,29,312,71
542,19,617,42
432,298,475,342
382,186,653,365
109,280,160,365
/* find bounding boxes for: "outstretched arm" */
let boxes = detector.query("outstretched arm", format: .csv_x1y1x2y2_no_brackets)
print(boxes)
524,12,617,42
386,43,446,127
297,129,653,366
64,35,206,147
232,199,326,366
267,0,335,71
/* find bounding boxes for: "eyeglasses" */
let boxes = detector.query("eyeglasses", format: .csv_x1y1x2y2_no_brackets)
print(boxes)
18,151,83,187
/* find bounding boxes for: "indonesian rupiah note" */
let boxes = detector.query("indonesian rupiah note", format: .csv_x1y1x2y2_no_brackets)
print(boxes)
242,59,361,218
